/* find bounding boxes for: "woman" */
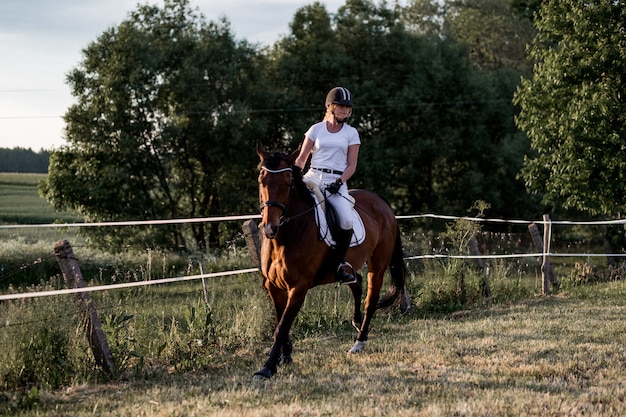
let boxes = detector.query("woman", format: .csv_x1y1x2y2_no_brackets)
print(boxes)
294,86,361,285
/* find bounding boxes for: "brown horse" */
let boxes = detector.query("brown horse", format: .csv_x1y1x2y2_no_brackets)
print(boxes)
254,142,409,379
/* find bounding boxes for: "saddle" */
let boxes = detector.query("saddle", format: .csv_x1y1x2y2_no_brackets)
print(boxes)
303,178,365,247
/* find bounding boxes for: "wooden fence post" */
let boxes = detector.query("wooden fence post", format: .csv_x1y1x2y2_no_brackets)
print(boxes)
469,235,491,298
601,225,617,268
54,240,116,377
198,262,217,345
528,216,558,295
242,220,261,267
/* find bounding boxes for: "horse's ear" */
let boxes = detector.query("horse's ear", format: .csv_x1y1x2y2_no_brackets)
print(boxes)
256,141,269,161
287,145,301,165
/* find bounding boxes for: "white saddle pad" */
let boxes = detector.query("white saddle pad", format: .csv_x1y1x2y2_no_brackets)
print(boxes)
306,187,365,248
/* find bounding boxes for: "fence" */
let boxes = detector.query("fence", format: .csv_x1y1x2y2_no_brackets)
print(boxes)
1,212,625,375
2,212,626,300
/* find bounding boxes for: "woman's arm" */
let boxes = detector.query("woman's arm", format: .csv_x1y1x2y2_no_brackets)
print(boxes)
294,137,315,169
340,143,360,183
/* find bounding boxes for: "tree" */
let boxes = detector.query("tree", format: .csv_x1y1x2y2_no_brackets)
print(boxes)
40,0,265,250
514,0,626,217
260,2,345,150
441,0,536,72
401,0,446,35
511,0,543,21
267,0,534,219
0,148,49,173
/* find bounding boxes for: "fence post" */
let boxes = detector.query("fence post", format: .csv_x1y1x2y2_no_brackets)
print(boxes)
242,220,261,267
601,225,617,268
528,218,558,295
469,235,491,298
198,262,217,345
54,240,116,377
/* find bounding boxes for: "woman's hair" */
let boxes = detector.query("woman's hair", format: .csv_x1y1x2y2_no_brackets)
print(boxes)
324,103,352,122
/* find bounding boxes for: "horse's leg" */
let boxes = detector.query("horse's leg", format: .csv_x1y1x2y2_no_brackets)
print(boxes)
254,286,307,379
348,267,384,354
262,284,293,365
254,282,287,379
349,272,364,331
280,339,293,365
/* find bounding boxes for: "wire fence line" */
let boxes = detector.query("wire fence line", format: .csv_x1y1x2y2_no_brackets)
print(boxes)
2,213,626,230
0,268,259,302
1,212,624,302
0,214,263,229
0,269,261,330
406,253,626,261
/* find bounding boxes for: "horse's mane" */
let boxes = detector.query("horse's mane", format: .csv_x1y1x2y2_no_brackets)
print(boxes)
258,150,315,206
292,167,315,206
257,151,284,171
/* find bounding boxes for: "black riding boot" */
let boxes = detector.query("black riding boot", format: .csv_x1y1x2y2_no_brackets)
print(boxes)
334,228,356,285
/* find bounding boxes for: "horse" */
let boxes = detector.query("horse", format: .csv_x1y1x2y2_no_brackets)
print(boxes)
254,142,410,379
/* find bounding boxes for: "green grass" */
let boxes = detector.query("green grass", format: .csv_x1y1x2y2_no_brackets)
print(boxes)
3,278,626,416
0,173,85,288
0,173,81,225
0,173,84,260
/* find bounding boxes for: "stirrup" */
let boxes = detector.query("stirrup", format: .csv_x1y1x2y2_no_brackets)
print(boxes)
337,262,357,285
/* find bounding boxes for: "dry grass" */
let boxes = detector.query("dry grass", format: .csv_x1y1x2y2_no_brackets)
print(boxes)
10,280,626,417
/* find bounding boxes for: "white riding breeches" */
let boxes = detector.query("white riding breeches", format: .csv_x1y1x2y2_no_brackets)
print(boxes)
303,170,354,230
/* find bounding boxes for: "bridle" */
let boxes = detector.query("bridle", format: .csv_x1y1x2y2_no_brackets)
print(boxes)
259,165,326,231
259,166,293,226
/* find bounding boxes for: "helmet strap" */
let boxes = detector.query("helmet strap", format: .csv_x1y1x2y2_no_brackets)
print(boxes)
329,105,351,124
332,113,346,124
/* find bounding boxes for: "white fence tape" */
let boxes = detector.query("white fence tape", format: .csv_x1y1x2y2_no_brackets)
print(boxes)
0,268,260,301
0,214,262,229
2,213,626,230
407,253,626,260
2,212,626,302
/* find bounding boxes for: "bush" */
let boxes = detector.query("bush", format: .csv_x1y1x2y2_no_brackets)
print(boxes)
0,283,98,392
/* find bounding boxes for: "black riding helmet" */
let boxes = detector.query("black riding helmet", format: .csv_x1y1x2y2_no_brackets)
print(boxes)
325,87,353,108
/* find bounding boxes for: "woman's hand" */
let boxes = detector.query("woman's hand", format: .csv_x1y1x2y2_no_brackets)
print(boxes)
327,178,343,194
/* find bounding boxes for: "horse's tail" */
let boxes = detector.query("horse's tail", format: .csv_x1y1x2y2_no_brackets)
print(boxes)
376,224,411,313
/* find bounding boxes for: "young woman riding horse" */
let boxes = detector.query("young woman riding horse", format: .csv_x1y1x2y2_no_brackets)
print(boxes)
293,86,361,285
254,140,410,380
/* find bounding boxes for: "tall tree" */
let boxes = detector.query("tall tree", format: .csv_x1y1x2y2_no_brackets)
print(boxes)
514,0,626,217
268,0,534,218
511,0,543,21
442,0,536,72
40,0,265,250
0,148,49,173
261,2,344,150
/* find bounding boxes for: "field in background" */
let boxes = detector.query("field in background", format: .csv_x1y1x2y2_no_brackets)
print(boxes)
0,173,81,226
0,173,83,249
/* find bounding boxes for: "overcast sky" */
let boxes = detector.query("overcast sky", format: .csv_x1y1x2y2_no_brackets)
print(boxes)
0,0,344,151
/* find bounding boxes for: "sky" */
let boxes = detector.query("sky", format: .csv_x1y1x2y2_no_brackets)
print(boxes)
0,0,344,151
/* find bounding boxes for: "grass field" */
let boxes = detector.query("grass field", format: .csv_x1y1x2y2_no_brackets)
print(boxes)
0,173,81,226
4,280,626,417
0,173,85,288
0,172,83,249
2,173,625,416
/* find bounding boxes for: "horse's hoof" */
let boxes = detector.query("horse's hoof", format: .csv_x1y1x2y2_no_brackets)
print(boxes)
280,355,292,365
347,340,366,355
253,366,273,380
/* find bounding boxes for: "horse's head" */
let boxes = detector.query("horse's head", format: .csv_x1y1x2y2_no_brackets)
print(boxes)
256,142,299,239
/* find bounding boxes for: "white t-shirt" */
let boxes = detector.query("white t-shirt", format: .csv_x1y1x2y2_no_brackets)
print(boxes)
304,121,361,172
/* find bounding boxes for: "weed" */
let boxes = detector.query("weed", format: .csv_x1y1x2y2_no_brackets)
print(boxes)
0,284,95,392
